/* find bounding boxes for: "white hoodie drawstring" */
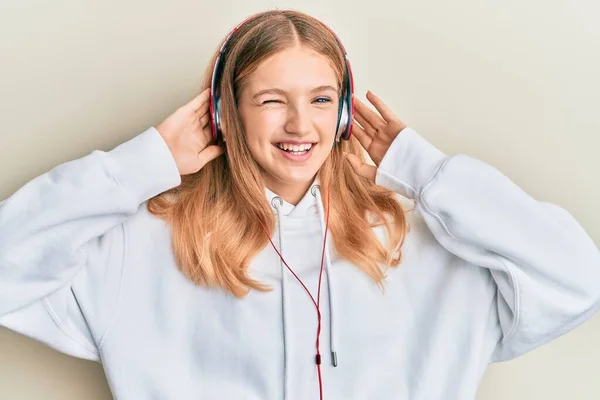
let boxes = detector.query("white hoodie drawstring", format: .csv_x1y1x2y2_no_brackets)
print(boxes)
312,185,339,367
271,196,291,400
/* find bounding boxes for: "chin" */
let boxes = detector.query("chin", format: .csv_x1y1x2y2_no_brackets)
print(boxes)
278,174,315,186
267,169,317,187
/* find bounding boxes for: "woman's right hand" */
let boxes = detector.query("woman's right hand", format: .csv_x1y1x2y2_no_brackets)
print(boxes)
156,88,224,176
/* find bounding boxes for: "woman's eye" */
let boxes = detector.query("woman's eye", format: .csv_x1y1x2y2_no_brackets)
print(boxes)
261,98,332,105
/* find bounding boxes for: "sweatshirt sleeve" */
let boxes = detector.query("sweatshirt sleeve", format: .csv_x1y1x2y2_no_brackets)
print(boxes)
0,127,181,360
375,126,600,362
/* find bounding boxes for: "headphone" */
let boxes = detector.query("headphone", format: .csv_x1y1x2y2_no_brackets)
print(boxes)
209,15,355,146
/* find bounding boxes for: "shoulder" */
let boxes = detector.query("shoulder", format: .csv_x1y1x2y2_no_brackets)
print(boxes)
117,201,174,252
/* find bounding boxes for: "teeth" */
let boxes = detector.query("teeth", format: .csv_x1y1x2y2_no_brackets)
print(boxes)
276,143,313,152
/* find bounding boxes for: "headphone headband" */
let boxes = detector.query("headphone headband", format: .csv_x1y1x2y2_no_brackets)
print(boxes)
209,14,354,145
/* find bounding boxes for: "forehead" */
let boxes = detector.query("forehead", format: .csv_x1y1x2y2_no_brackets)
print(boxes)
247,46,338,91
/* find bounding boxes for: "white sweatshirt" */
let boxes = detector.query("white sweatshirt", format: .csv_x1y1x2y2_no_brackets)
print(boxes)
1,126,599,400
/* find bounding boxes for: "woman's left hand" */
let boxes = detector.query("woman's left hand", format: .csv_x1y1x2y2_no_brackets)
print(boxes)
345,91,407,181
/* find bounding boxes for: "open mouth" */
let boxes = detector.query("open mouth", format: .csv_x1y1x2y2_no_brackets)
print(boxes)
273,142,317,161
274,142,315,155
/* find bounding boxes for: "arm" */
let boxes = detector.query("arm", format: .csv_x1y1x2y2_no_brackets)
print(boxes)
376,127,600,361
0,127,181,358
0,87,222,359
347,91,600,362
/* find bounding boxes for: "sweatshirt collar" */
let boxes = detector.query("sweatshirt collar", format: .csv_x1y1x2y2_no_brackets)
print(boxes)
264,176,320,218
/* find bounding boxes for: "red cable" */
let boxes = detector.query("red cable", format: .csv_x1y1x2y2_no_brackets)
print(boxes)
256,183,331,400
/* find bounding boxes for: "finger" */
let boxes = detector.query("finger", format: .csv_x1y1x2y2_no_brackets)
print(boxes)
354,96,385,130
344,153,377,181
197,145,225,169
353,112,375,137
366,91,398,123
202,123,214,142
199,112,210,128
194,98,210,116
187,88,211,113
351,122,373,149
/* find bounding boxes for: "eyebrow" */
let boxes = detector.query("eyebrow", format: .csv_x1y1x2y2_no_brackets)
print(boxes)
251,85,338,100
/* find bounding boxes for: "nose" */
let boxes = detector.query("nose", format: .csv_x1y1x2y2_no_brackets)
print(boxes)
283,103,312,137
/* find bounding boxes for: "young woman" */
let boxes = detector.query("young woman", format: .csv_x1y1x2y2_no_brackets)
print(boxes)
1,9,599,400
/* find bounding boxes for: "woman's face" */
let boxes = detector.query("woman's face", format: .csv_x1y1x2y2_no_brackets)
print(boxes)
238,45,340,201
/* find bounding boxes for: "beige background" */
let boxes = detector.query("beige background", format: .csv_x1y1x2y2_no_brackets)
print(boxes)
1,0,599,398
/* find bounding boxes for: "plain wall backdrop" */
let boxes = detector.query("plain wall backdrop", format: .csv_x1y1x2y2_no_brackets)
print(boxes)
1,0,599,398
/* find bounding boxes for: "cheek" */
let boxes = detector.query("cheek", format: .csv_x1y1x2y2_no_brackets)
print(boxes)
240,114,269,151
245,110,286,142
315,114,340,147
316,106,340,130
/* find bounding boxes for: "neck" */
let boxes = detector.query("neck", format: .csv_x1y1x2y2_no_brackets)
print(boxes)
266,179,314,206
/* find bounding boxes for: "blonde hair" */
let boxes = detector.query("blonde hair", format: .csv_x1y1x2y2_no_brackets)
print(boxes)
147,9,410,297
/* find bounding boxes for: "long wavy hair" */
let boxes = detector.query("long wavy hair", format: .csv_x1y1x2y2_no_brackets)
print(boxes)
147,9,410,297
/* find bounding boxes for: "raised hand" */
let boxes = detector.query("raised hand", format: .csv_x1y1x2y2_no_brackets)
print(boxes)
345,91,407,181
156,88,224,176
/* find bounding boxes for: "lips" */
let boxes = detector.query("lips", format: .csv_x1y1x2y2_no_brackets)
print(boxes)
274,142,316,153
273,142,316,161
